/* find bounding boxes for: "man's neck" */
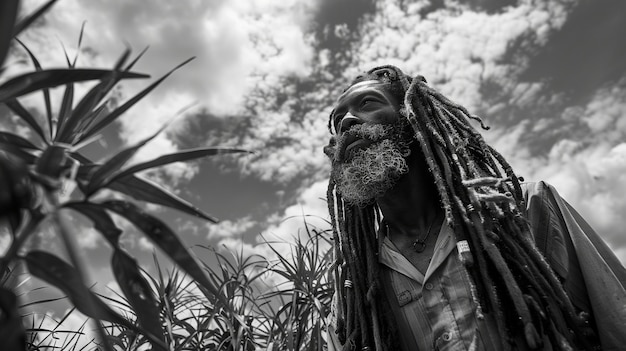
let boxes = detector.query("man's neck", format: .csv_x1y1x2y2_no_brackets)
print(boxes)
376,155,442,240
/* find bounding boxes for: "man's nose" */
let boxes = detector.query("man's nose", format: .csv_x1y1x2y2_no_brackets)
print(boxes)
338,113,362,135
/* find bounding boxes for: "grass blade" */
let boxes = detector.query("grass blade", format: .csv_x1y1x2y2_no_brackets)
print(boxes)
0,68,149,102
108,174,218,222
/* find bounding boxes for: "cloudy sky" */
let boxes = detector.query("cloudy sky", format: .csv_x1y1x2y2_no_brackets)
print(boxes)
3,0,626,336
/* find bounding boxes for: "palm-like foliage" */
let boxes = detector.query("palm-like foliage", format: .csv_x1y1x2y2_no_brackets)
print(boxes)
0,1,248,349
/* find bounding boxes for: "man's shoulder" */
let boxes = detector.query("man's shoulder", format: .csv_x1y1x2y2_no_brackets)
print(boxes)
519,180,552,199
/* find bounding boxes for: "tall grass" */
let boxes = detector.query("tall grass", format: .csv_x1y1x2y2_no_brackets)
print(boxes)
99,227,333,351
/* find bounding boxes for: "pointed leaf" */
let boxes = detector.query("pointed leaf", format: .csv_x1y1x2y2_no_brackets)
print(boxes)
4,99,48,143
108,147,250,185
56,49,132,143
12,0,58,37
80,57,195,142
125,46,149,71
0,131,41,150
0,0,19,68
64,202,121,247
55,79,110,143
85,123,167,196
56,81,74,139
111,249,167,350
108,174,218,222
23,250,131,325
101,200,224,303
15,39,54,140
72,102,109,144
0,68,149,102
72,21,86,67
0,143,37,164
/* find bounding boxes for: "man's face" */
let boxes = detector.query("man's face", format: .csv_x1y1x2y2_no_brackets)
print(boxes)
327,80,412,206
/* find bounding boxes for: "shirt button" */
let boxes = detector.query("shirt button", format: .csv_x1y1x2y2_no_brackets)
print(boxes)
424,283,434,290
442,331,452,341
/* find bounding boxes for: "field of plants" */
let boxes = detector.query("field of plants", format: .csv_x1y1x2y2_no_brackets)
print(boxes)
0,1,333,350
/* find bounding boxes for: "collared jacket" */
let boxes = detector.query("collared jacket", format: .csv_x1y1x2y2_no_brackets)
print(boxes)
326,182,626,350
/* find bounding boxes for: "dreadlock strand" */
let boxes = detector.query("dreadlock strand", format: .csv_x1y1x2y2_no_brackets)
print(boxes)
421,84,491,130
462,208,511,350
487,144,525,205
405,82,457,222
360,209,384,351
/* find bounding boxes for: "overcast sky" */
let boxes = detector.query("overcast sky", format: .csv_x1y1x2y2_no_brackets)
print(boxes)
2,0,626,340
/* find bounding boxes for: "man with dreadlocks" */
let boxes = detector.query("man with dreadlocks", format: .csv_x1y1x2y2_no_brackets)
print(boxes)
324,65,626,351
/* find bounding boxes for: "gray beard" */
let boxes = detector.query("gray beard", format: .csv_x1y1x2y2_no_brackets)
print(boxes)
330,123,411,207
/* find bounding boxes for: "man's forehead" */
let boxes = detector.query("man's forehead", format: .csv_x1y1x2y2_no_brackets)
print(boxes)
336,80,387,104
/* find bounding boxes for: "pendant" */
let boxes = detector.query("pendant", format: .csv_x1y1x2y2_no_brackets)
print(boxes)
412,240,426,253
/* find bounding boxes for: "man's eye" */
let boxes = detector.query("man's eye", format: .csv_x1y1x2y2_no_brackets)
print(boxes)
360,98,377,107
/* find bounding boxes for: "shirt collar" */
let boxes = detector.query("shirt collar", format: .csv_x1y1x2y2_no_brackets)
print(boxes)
379,219,456,284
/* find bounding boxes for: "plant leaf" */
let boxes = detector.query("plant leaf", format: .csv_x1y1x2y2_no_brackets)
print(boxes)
63,202,121,248
111,249,167,350
0,0,19,69
0,143,37,164
15,39,54,141
12,0,59,37
0,69,149,103
0,131,41,150
107,147,250,185
108,174,218,222
4,99,48,143
85,123,168,196
23,250,131,325
56,49,132,144
0,288,26,351
101,200,224,303
56,81,74,139
80,57,195,143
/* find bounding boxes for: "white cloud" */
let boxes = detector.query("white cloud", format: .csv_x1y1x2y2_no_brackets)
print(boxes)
350,0,574,111
206,216,257,240
253,180,331,258
13,0,319,183
490,78,626,260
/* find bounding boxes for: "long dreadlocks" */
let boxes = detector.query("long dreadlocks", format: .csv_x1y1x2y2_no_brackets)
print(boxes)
326,65,595,351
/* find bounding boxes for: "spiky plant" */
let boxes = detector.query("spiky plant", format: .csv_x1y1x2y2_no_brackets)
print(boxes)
98,222,335,351
259,227,334,351
0,1,248,349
